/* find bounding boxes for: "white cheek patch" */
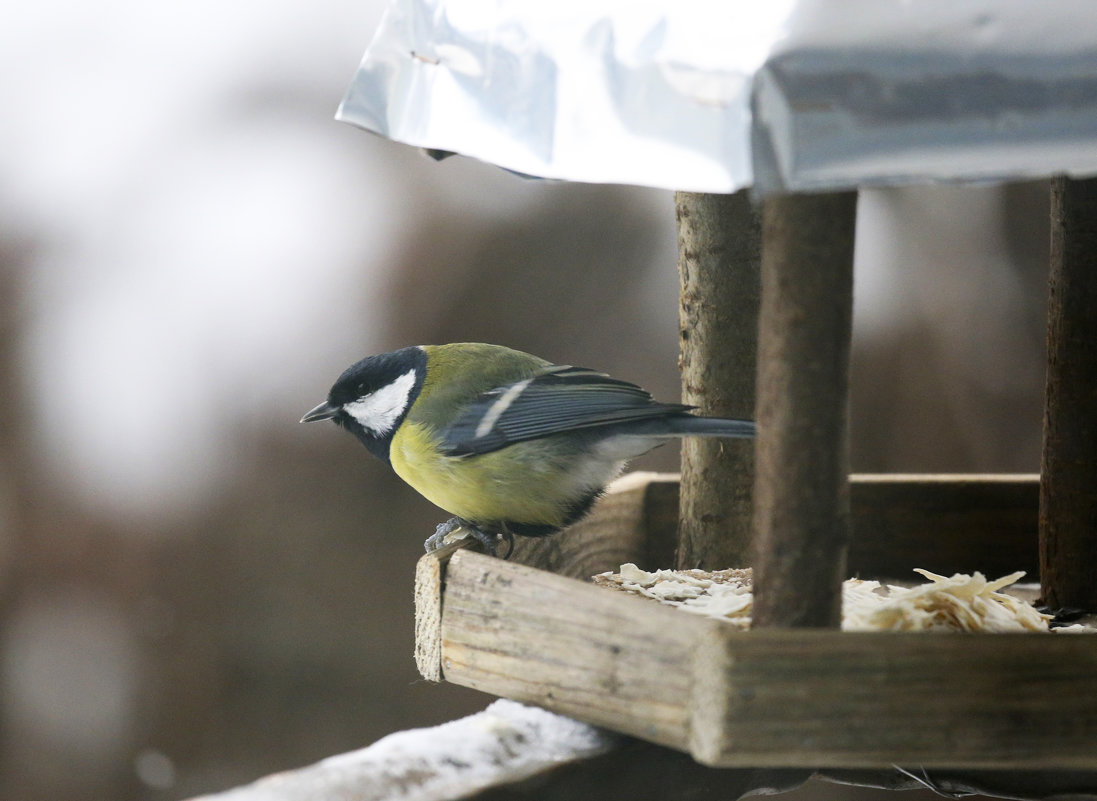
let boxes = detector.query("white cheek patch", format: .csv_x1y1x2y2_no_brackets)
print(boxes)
344,369,417,435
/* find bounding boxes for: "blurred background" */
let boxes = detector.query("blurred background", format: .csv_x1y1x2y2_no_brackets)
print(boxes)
0,1,1050,799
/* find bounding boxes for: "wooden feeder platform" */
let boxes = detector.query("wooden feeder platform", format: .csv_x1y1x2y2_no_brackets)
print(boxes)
416,473,1097,771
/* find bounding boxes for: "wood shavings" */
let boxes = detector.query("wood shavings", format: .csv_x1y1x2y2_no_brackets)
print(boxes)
593,564,754,628
842,569,1050,632
593,564,1086,633
1053,624,1095,633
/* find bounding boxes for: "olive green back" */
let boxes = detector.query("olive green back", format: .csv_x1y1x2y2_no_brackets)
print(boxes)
410,343,549,430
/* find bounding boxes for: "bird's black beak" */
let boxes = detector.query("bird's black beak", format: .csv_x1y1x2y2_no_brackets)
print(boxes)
300,401,339,423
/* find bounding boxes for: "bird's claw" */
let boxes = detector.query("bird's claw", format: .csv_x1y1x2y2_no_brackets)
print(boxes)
424,518,466,553
424,518,503,557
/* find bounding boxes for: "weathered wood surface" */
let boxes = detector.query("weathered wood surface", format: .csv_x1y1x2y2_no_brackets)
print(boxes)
434,549,1097,770
675,190,761,571
1041,175,1097,611
690,629,1097,769
847,473,1039,578
414,473,680,681
417,472,1041,680
441,550,696,750
414,542,462,681
753,191,858,628
501,472,1040,579
199,468,1083,801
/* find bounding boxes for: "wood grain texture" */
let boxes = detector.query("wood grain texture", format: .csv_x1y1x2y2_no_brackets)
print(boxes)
415,542,463,681
604,473,1039,579
848,474,1039,579
440,549,700,749
434,549,1097,770
690,629,1097,769
675,190,761,571
415,474,680,683
753,191,858,628
418,472,1038,639
1041,176,1097,610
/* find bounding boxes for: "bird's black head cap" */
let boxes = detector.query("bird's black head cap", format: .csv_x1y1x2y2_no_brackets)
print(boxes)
322,346,427,463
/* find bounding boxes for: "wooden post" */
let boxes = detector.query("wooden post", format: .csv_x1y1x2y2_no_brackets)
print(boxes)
752,191,858,628
675,190,761,570
1040,176,1097,610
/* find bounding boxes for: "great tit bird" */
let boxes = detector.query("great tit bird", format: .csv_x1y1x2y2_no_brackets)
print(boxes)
301,343,755,555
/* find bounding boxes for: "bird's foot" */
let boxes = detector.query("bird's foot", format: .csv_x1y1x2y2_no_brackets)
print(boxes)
424,517,468,552
466,526,503,557
424,517,502,557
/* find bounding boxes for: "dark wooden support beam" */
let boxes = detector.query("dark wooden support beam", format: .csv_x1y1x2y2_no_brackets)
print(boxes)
1040,176,1097,610
674,190,761,570
752,191,858,628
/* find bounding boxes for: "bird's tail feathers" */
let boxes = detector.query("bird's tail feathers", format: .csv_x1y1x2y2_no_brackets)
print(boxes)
672,415,756,439
611,415,756,440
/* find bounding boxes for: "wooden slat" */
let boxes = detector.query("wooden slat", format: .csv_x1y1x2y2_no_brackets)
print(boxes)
848,474,1039,578
543,472,1039,580
440,550,699,750
690,629,1097,769
433,550,1097,770
417,473,1041,687
415,474,679,683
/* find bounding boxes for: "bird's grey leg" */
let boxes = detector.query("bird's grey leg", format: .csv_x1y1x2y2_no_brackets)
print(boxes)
423,517,500,556
466,527,501,557
498,526,516,560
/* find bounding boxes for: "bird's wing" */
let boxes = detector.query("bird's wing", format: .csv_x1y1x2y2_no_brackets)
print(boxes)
440,365,692,456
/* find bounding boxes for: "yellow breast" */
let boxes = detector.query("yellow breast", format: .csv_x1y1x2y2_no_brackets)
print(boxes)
388,421,574,527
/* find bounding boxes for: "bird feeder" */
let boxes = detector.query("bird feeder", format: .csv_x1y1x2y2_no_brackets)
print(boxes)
203,2,1097,797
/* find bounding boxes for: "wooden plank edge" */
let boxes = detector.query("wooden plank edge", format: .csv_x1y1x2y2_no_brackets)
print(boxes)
689,627,1097,769
440,549,708,751
414,473,681,681
414,542,467,681
576,472,1040,578
433,549,1097,770
693,623,1097,768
